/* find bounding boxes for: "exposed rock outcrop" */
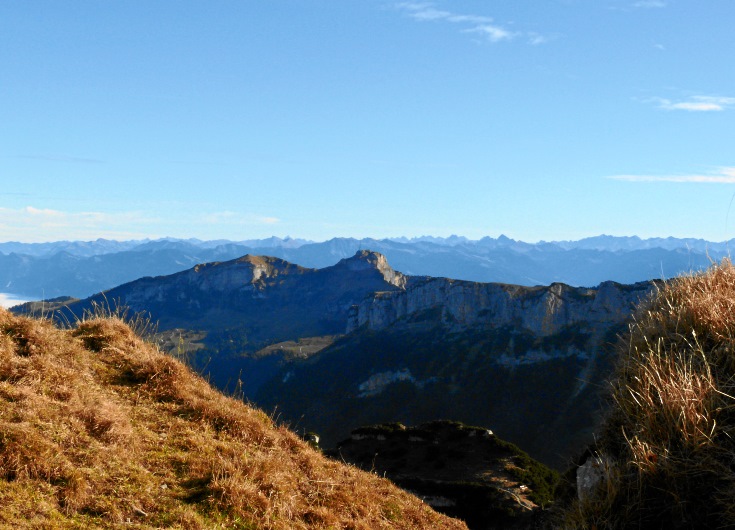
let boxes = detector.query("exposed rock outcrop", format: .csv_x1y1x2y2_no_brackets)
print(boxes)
335,249,409,289
347,277,653,336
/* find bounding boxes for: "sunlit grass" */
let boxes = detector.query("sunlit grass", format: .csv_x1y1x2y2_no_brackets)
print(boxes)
0,308,466,529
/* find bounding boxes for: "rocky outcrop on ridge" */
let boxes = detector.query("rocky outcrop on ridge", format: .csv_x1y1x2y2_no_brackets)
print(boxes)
347,277,653,336
336,249,409,289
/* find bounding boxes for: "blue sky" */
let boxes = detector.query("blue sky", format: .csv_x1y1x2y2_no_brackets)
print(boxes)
2,0,734,243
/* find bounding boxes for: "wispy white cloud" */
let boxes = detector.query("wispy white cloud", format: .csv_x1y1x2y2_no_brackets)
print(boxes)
652,95,735,112
463,24,516,43
607,167,735,183
528,32,551,46
395,2,544,44
0,206,282,243
19,206,153,227
0,206,155,242
200,211,280,226
399,3,491,24
633,0,666,7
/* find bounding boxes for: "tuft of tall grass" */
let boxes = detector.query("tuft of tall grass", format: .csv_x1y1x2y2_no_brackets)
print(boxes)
563,259,735,528
80,296,159,338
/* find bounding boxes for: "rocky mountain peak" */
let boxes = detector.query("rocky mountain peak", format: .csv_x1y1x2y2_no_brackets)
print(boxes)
232,254,292,279
183,254,307,292
336,250,407,288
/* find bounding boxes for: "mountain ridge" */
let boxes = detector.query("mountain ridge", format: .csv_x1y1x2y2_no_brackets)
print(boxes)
0,234,724,300
48,251,409,345
4,233,734,258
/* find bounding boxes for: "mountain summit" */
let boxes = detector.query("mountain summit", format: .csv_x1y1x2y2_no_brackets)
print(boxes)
331,250,409,288
187,254,308,291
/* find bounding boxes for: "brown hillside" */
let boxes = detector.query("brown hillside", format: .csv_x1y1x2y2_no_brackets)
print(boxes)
0,308,466,529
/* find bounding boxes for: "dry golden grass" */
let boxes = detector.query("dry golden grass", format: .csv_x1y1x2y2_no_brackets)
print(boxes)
0,309,466,529
562,259,735,528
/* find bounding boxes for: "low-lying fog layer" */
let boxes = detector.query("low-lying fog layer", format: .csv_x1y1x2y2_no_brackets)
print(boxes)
0,293,30,309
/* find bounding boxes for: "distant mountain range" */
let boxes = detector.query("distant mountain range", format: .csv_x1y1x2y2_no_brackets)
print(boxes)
19,250,653,468
0,235,730,299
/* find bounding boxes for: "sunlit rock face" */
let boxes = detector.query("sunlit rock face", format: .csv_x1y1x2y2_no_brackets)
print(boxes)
348,277,651,336
337,250,409,289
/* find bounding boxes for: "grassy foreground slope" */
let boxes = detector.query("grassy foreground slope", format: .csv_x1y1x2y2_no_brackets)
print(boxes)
0,309,466,529
564,260,735,528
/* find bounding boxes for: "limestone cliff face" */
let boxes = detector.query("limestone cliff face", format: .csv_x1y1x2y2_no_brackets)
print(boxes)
347,277,654,336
